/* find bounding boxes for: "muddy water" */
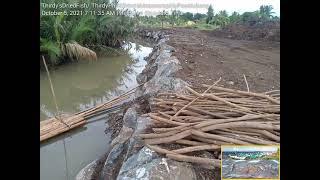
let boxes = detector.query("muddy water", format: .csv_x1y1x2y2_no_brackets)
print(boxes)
40,43,152,180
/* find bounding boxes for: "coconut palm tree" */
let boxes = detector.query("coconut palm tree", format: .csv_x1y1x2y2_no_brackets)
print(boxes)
40,14,97,64
40,0,135,66
159,10,168,29
206,5,214,24
229,12,241,23
259,5,275,19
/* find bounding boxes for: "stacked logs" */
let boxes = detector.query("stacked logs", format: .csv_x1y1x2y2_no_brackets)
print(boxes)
140,80,280,168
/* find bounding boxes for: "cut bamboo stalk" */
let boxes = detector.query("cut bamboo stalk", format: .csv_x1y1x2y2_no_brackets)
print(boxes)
180,110,207,117
234,128,280,142
152,124,193,133
191,130,251,145
194,114,277,129
220,132,278,145
40,116,84,135
144,83,280,163
40,115,83,134
171,78,221,118
217,129,261,137
42,56,69,127
202,85,280,104
40,84,139,142
191,135,230,145
200,121,280,132
157,111,187,123
175,139,208,146
172,144,220,154
40,120,86,142
144,130,192,145
140,130,181,139
174,103,228,119
40,116,84,136
149,114,191,126
203,94,252,112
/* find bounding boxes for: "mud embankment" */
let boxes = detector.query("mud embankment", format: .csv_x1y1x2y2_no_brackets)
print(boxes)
76,29,218,180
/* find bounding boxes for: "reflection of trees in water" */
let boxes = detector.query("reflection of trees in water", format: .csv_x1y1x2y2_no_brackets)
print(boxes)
40,42,151,120
41,61,130,118
67,48,145,111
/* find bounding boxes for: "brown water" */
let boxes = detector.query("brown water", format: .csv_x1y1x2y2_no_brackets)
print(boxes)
40,43,152,180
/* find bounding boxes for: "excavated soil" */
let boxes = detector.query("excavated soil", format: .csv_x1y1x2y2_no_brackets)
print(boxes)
159,27,279,93
102,26,280,180
210,21,280,42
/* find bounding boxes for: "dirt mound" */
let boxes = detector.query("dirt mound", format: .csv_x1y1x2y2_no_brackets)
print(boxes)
211,21,280,42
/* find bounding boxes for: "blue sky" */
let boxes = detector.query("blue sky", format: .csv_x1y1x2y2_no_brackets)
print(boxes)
119,0,280,17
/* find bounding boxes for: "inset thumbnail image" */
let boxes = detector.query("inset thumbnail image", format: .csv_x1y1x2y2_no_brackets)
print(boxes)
221,146,279,179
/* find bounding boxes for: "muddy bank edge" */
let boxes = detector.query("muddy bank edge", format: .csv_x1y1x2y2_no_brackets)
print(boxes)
76,29,218,180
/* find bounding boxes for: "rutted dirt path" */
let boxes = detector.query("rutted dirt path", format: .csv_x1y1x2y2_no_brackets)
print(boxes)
161,28,280,92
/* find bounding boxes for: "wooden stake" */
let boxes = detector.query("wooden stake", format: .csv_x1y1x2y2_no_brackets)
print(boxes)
171,77,221,118
42,56,69,128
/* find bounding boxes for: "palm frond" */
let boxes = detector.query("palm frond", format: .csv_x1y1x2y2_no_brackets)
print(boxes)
70,16,95,43
61,41,97,61
40,38,61,63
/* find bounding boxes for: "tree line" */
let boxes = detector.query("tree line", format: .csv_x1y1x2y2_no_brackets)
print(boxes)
138,5,279,29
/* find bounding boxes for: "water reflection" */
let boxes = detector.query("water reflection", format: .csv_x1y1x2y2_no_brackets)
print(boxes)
40,42,152,180
40,42,152,120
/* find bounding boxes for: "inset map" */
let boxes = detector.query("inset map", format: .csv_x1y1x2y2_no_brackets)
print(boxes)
222,146,280,179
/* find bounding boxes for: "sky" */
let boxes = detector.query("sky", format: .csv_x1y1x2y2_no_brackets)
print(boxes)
118,0,280,17
223,146,278,152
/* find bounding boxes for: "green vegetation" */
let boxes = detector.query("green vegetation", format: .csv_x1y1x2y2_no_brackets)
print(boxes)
229,12,241,23
181,12,194,21
206,5,214,24
41,1,280,67
158,10,169,29
139,4,279,31
242,149,280,161
211,10,230,27
40,0,135,66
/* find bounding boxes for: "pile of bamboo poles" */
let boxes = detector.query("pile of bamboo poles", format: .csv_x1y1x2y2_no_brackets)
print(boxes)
140,79,280,168
40,85,140,142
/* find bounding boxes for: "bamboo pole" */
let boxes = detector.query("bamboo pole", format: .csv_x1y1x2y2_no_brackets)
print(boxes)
42,56,69,127
202,85,280,104
144,130,192,145
140,82,280,165
172,144,220,154
200,121,280,132
41,120,86,142
170,77,221,118
175,139,207,146
191,130,250,145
